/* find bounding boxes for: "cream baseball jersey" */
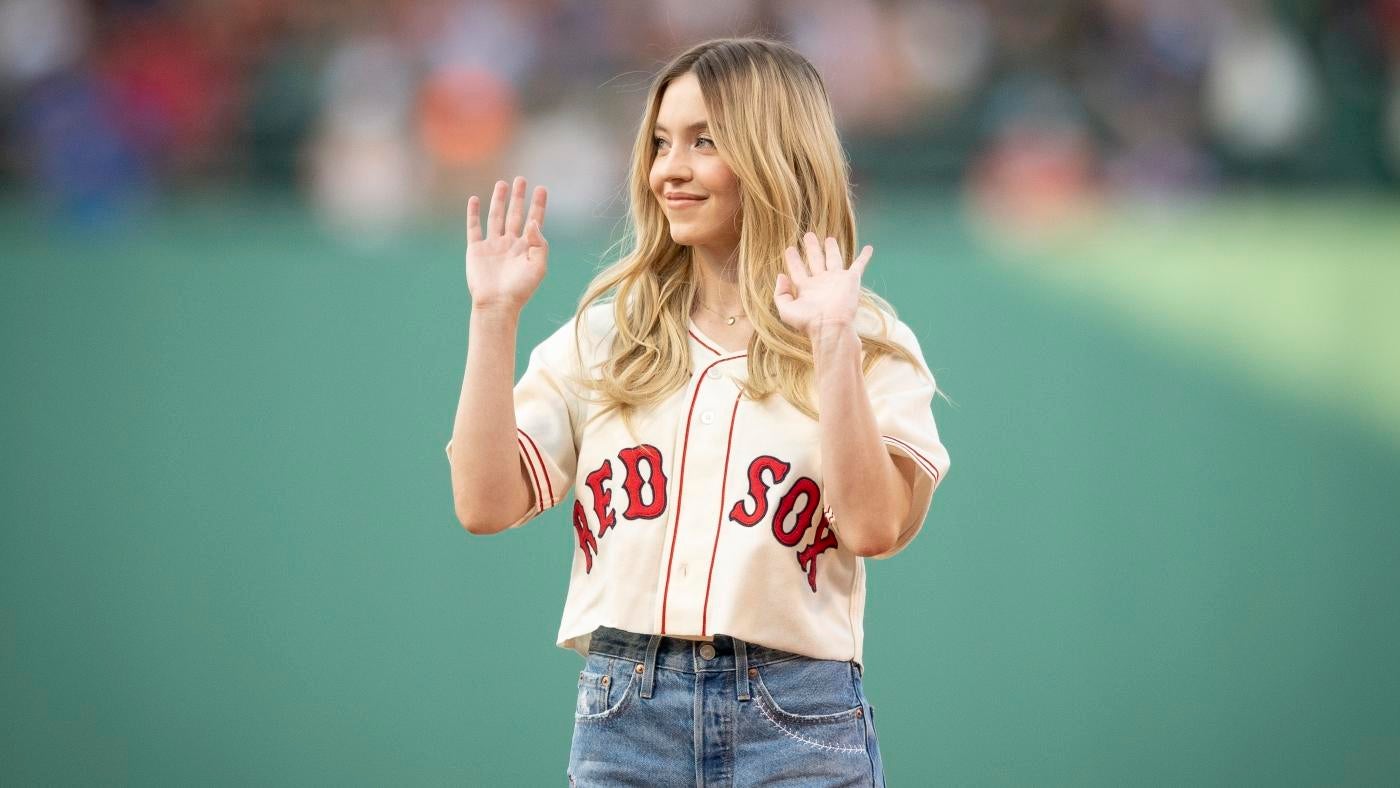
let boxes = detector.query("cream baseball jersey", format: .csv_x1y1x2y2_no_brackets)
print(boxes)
446,302,950,669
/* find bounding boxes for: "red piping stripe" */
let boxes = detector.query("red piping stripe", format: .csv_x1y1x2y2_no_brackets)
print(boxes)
701,389,744,635
517,436,543,512
688,329,721,356
660,352,746,634
882,435,940,482
518,428,555,506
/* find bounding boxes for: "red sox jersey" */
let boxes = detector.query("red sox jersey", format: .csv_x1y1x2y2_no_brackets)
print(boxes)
446,302,950,669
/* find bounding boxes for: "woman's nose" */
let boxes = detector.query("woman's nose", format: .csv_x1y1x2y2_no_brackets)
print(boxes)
658,149,692,180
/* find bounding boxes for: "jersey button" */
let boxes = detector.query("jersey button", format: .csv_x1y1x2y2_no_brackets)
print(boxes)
700,411,715,425
706,368,722,380
699,644,717,660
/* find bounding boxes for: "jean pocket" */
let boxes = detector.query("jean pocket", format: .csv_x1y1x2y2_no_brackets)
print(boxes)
749,658,867,753
574,656,638,722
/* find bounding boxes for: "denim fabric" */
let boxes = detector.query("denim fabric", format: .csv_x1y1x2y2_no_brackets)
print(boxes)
567,626,885,787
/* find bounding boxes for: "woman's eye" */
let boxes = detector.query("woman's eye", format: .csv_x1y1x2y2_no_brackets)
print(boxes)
652,136,711,149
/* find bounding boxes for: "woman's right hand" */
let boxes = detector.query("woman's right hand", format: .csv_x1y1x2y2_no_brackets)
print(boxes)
465,176,549,312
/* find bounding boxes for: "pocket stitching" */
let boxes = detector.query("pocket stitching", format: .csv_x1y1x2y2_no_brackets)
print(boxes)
751,668,864,722
752,690,867,754
748,668,866,754
573,664,637,722
576,669,608,716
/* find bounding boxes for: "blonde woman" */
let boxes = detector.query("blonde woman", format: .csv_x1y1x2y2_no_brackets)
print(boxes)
447,37,950,786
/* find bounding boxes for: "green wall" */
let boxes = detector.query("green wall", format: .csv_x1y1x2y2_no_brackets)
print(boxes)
2,191,1396,785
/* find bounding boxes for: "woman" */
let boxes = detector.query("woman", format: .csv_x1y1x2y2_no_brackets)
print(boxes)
446,37,950,787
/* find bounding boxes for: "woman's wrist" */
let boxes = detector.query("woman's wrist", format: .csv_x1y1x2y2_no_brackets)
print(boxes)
806,317,855,346
470,299,525,320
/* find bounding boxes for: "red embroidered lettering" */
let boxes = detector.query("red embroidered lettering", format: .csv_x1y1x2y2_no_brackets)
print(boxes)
771,476,821,547
796,511,839,592
584,459,616,538
619,444,668,520
728,455,790,527
572,500,598,573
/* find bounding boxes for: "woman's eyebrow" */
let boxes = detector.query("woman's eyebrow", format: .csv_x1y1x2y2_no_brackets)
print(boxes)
653,121,709,133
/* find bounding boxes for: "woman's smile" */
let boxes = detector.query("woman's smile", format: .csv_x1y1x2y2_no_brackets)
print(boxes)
665,194,707,209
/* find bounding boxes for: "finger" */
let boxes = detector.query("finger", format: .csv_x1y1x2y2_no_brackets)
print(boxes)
784,245,810,282
466,195,482,245
802,232,824,275
824,236,843,272
505,176,527,237
774,273,794,304
486,180,507,237
526,185,547,231
525,219,547,248
851,244,873,277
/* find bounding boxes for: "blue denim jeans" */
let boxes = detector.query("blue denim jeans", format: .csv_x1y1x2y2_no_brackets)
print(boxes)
567,626,886,787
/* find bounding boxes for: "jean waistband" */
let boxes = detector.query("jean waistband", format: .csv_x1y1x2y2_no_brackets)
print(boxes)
586,625,815,675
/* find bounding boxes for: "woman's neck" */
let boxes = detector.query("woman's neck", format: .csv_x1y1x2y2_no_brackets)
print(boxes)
691,243,742,315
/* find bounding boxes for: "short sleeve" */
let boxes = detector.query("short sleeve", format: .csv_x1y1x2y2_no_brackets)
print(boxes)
863,320,951,559
446,316,584,530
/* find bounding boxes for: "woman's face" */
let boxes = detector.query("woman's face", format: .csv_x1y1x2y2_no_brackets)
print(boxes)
648,72,742,253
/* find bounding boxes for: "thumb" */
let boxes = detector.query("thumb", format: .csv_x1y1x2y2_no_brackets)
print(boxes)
774,273,794,304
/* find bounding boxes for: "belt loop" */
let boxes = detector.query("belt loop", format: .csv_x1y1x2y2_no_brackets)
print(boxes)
639,634,663,699
734,636,751,702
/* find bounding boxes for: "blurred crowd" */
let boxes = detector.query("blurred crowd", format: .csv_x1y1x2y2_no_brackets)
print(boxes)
1,0,1397,238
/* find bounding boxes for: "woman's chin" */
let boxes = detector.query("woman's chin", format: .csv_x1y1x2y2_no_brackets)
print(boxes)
667,223,729,249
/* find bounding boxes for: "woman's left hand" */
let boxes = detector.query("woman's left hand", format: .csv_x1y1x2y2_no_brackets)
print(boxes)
774,232,873,336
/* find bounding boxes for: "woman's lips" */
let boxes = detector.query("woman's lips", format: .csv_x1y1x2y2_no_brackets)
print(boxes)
666,196,706,208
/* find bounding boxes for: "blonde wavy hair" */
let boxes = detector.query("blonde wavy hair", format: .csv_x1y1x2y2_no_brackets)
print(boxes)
569,37,929,434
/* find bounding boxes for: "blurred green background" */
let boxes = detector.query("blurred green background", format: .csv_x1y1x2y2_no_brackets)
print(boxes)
5,0,1400,785
4,187,1398,785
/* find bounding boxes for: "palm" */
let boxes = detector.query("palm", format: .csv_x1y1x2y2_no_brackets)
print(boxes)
467,230,544,300
465,176,549,311
774,233,873,335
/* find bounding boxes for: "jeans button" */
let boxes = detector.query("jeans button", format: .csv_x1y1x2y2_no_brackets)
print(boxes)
699,643,717,660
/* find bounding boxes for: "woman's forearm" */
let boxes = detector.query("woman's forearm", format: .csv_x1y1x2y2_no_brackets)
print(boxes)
449,304,535,534
809,320,911,556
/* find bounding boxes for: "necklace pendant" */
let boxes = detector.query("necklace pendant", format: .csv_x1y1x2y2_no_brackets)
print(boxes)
726,316,736,326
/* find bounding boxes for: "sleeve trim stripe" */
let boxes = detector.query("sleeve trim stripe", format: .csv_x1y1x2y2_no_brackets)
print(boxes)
882,435,940,482
517,427,555,507
517,436,543,513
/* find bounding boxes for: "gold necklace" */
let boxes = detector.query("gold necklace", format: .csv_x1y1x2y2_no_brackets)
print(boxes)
696,299,746,326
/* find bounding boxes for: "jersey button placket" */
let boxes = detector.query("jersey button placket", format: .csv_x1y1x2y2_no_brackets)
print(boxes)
660,356,739,636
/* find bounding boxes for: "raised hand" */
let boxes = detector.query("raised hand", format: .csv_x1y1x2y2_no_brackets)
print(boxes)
465,176,549,312
774,232,873,336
